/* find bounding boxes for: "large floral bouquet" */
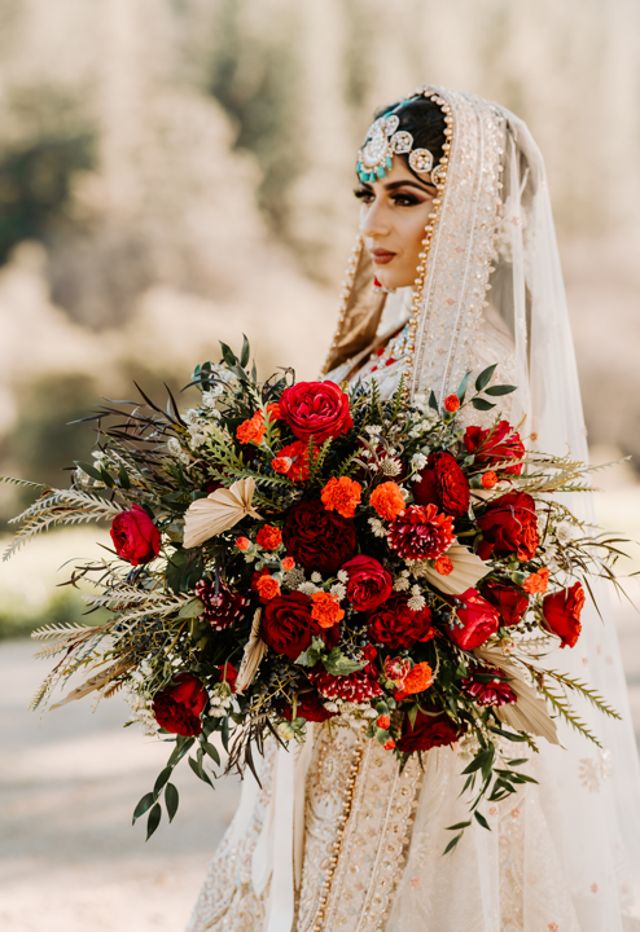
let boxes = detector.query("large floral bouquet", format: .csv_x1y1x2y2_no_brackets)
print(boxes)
6,339,623,849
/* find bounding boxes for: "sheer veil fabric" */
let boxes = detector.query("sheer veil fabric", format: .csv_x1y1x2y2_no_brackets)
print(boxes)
188,87,640,931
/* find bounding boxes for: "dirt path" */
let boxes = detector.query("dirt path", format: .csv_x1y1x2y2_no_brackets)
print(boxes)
1,596,639,932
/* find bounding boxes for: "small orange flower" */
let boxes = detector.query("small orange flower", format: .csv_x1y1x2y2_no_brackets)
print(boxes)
523,566,550,594
256,574,281,602
370,481,406,521
271,455,291,474
310,591,345,628
321,476,362,518
256,524,283,550
481,470,498,489
236,411,265,445
235,536,251,552
444,393,460,413
377,714,391,730
384,738,396,750
399,662,433,697
281,556,295,572
434,554,454,576
265,402,281,421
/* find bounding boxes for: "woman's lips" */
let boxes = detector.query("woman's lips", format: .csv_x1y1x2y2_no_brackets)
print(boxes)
370,249,396,265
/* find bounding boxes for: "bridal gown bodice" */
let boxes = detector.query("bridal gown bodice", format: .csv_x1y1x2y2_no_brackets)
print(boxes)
187,301,631,932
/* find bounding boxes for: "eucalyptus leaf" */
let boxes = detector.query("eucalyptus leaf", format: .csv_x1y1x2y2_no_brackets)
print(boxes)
474,364,497,393
165,782,179,822
484,384,517,396
153,766,172,796
132,791,155,824
471,398,496,411
474,810,491,831
178,597,205,620
240,334,251,368
146,802,162,840
322,647,366,676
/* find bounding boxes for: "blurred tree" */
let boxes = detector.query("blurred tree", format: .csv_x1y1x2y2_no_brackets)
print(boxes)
0,85,95,264
203,0,304,237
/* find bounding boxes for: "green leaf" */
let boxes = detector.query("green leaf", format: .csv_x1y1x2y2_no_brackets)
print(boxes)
296,637,325,668
165,782,179,822
118,464,131,489
474,364,497,393
322,647,366,676
219,341,238,367
178,597,205,620
132,792,155,824
428,390,439,412
202,740,221,766
407,704,419,729
484,384,517,396
188,755,214,787
166,548,205,594
153,766,172,796
474,810,491,831
443,833,463,855
471,398,495,411
146,803,162,840
240,334,251,368
445,820,471,831
220,716,230,753
456,371,471,402
167,735,195,768
75,461,103,482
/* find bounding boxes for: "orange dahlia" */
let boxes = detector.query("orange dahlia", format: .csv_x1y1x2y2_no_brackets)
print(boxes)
370,481,406,521
236,411,265,445
523,566,550,594
310,591,345,628
256,524,283,550
321,476,362,518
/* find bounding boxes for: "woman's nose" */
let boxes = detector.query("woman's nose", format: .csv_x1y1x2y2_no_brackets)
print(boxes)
360,198,390,238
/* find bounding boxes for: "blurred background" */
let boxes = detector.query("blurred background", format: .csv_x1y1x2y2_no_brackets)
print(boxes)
1,1,639,929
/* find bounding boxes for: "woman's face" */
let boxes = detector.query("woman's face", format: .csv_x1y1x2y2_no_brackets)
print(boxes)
355,159,436,291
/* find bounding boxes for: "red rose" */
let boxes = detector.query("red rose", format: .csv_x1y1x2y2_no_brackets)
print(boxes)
482,579,529,626
261,592,317,660
413,452,470,517
367,594,434,649
282,688,336,723
280,380,353,443
341,555,393,611
110,504,161,565
463,420,525,476
542,581,585,648
397,710,462,753
477,491,539,562
152,672,207,736
283,500,357,574
448,587,500,649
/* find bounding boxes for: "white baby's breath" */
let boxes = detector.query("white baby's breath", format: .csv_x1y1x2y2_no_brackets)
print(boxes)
298,581,320,595
368,517,387,538
337,570,349,584
411,452,428,471
330,583,347,600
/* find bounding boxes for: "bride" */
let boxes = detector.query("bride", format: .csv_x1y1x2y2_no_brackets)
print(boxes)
188,86,640,931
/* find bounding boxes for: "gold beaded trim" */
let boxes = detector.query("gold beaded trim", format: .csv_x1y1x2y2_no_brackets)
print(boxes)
311,739,365,932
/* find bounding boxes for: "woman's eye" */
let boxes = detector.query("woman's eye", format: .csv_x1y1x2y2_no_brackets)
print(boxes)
353,188,374,203
392,193,420,206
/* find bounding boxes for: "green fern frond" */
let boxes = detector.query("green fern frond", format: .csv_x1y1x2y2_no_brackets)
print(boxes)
538,682,603,748
543,669,622,720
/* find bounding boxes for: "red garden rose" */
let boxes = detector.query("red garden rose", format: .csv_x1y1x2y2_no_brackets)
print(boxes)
152,672,207,737
110,504,161,565
448,587,500,650
482,579,529,626
341,555,393,611
279,380,353,443
261,592,317,660
282,688,336,723
283,500,357,574
542,581,585,648
367,594,435,649
477,491,539,562
412,451,470,517
463,420,525,476
397,710,462,753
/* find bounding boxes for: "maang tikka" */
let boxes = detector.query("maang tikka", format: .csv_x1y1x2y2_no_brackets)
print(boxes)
356,109,439,184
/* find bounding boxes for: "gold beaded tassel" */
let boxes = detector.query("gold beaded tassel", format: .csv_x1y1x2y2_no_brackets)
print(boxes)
403,90,454,403
321,233,364,375
311,741,365,932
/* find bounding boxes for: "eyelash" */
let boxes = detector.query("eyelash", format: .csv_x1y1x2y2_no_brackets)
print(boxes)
353,188,422,207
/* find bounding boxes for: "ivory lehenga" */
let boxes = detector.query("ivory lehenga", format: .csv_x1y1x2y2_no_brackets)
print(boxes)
188,88,640,931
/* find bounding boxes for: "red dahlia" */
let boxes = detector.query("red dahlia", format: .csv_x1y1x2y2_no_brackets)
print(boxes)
195,577,248,631
309,646,383,702
388,504,455,561
460,666,517,706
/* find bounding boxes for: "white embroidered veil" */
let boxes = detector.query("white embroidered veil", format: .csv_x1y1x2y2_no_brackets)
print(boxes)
325,85,640,927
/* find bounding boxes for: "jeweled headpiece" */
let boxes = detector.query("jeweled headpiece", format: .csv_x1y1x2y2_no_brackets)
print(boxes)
356,107,438,184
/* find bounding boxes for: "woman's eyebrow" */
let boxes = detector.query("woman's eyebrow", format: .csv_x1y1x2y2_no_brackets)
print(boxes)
383,179,434,193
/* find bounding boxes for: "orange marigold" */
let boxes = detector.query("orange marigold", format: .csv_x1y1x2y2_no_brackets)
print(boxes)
235,536,251,552
236,411,265,445
399,661,433,697
256,524,283,550
320,476,362,518
377,714,391,730
481,470,498,489
310,591,345,628
256,575,281,602
265,402,281,421
444,393,461,413
281,556,296,572
384,738,396,750
370,481,406,521
523,566,550,594
434,554,454,576
271,455,291,475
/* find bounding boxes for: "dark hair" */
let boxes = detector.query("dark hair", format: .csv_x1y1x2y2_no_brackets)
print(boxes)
365,95,446,180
